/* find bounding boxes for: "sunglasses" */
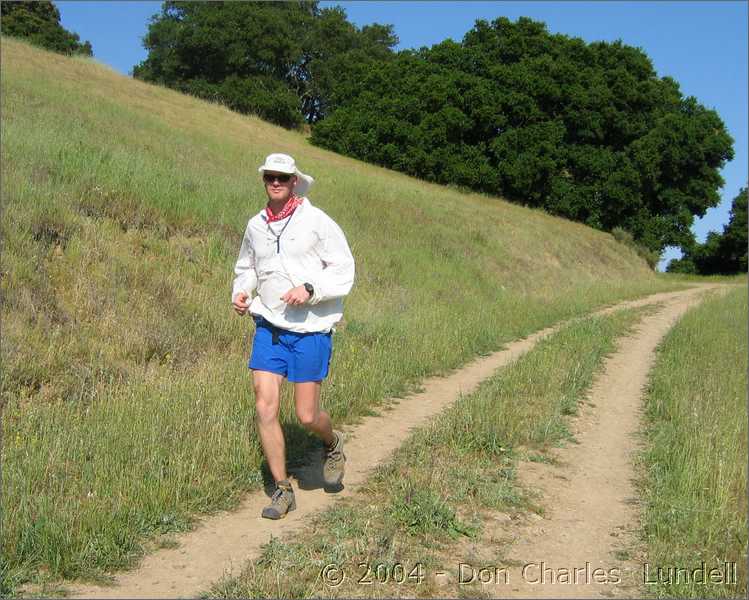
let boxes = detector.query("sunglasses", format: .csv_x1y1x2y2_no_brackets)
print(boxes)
263,173,293,184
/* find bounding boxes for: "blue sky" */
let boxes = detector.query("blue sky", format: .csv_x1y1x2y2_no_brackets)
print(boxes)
56,1,747,270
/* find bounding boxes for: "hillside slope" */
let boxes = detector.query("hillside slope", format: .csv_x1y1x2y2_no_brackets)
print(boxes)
0,37,687,589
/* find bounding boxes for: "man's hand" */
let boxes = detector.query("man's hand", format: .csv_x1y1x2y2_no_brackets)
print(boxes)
232,291,250,316
281,285,311,306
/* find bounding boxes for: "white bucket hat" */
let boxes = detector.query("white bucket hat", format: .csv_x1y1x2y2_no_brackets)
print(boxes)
258,153,314,196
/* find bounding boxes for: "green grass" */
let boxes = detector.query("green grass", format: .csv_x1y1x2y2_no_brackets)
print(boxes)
639,286,747,598
0,37,694,594
203,305,650,598
654,273,747,284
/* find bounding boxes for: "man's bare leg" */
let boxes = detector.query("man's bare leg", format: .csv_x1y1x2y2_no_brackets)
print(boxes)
294,381,335,446
253,370,287,483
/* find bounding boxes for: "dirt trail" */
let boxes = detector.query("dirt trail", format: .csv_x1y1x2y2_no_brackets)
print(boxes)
455,285,728,599
66,286,722,599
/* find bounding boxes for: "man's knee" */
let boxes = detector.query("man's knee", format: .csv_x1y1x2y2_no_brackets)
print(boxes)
253,376,281,425
255,397,279,426
295,406,319,428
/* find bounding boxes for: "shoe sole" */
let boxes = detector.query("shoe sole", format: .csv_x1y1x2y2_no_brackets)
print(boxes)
324,433,346,487
261,496,296,520
262,505,296,520
323,455,346,487
262,509,293,520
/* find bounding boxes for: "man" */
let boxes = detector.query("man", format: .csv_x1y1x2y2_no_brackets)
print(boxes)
231,153,355,519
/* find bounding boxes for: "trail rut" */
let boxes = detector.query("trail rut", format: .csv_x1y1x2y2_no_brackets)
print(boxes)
454,285,728,598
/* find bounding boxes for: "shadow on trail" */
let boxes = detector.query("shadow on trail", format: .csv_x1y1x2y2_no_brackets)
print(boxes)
258,422,345,496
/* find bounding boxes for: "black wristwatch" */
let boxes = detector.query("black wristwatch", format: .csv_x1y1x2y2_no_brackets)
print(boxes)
303,282,314,299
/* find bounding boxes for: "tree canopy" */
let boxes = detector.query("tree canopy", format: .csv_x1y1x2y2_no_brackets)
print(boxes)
133,1,397,128
667,187,748,275
311,17,734,253
1,1,92,56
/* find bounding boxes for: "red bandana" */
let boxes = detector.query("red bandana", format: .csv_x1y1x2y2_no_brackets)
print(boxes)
265,195,302,223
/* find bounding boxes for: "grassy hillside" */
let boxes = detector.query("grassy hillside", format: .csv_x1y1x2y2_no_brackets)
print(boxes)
1,37,688,591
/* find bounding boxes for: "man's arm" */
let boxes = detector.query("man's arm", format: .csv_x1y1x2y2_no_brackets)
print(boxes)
231,225,258,314
306,214,355,305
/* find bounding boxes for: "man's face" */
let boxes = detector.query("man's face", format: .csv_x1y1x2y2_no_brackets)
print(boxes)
263,171,296,203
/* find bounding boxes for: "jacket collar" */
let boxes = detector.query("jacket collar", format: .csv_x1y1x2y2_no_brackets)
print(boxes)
259,196,309,222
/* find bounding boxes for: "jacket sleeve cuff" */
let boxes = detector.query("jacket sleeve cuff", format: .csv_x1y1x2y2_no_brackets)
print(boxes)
306,280,322,305
232,273,257,302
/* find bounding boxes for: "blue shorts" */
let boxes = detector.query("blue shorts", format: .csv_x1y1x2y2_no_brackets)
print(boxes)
248,315,333,383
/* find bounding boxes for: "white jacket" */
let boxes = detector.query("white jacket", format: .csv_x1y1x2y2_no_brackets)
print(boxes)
232,197,355,333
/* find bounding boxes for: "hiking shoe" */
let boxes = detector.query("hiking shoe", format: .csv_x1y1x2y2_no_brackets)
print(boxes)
323,430,346,487
261,480,296,520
